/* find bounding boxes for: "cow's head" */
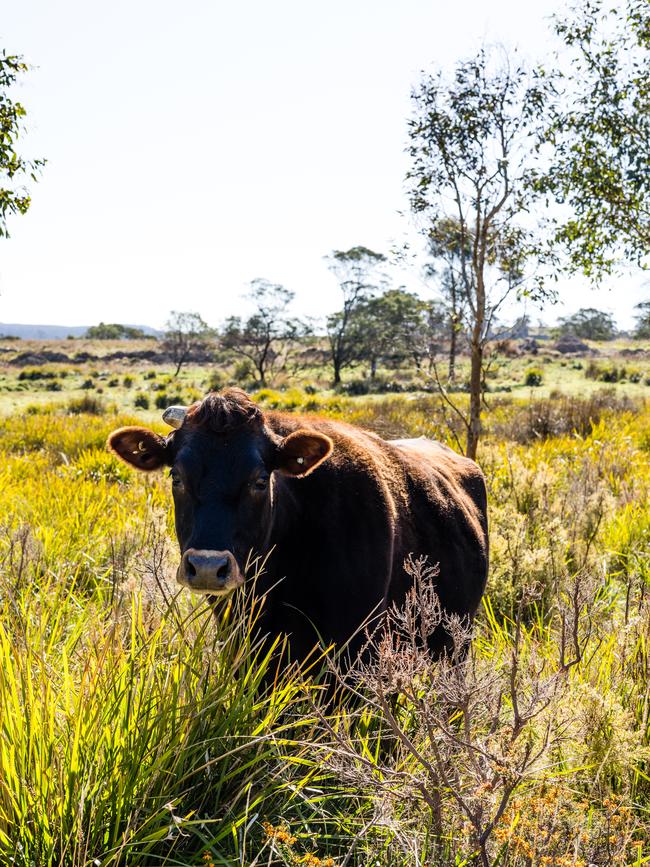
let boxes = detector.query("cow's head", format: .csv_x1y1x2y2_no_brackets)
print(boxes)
107,389,332,596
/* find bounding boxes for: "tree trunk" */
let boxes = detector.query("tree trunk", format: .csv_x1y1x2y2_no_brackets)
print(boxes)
466,263,485,461
370,355,377,380
466,332,482,461
448,317,457,382
448,273,458,381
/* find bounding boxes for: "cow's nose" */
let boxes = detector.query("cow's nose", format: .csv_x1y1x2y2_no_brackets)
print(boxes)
178,548,243,595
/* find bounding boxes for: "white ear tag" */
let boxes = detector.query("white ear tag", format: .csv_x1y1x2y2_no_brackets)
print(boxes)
296,457,305,465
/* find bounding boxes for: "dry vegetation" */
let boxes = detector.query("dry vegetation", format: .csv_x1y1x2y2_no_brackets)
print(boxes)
0,342,649,865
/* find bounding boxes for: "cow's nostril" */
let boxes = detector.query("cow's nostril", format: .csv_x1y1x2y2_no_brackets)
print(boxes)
186,557,197,577
216,562,230,579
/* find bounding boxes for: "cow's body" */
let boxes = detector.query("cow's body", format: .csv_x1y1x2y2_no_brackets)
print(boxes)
108,390,488,663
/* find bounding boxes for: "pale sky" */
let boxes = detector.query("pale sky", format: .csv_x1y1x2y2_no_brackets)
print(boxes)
1,0,646,330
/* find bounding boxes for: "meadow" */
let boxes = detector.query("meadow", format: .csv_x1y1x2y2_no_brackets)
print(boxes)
1,339,649,865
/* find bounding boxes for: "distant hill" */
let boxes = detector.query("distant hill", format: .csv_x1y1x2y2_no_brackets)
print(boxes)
0,323,161,340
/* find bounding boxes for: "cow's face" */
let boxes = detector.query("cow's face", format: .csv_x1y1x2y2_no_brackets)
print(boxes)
108,390,332,596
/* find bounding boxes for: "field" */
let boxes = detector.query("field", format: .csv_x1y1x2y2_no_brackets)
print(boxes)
1,339,649,865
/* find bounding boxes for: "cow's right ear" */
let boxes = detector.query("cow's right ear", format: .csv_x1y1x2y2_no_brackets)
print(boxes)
107,426,170,471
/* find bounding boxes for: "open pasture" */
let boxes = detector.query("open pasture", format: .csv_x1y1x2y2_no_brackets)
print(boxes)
0,357,649,865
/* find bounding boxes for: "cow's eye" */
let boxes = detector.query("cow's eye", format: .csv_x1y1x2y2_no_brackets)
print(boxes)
170,469,182,487
253,477,268,492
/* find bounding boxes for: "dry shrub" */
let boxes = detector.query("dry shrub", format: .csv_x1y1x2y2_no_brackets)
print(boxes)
490,390,641,444
308,557,645,866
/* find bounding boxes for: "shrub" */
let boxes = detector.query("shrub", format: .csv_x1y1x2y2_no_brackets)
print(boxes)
107,378,119,387
232,360,256,386
524,367,543,386
134,393,150,410
80,379,95,390
45,381,62,392
206,369,226,391
154,393,185,410
18,368,58,381
67,395,106,415
144,370,157,379
123,375,134,388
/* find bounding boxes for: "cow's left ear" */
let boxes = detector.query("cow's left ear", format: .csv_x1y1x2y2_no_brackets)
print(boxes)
275,430,333,477
107,426,170,471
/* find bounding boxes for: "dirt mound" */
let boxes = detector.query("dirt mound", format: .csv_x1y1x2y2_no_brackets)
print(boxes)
552,334,590,354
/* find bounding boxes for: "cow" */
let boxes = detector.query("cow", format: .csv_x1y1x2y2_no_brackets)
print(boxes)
107,388,489,664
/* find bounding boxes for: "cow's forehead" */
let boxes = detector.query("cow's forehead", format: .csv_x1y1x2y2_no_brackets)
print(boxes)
171,426,268,478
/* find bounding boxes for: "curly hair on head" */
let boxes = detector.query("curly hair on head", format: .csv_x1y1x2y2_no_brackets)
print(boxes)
185,388,263,434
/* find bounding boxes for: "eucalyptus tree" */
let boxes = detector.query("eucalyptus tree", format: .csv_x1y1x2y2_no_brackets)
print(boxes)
423,217,473,382
537,0,649,279
325,246,387,385
163,311,212,377
221,279,308,387
407,49,552,459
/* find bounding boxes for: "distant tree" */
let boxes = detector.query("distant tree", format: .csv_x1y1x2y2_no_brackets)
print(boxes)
325,246,387,385
536,0,649,278
0,49,44,238
633,301,650,339
220,279,308,387
355,288,438,379
558,307,617,341
162,311,212,377
423,217,472,381
408,49,552,459
86,322,146,340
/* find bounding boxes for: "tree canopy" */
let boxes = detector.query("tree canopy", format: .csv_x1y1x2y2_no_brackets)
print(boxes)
537,0,650,278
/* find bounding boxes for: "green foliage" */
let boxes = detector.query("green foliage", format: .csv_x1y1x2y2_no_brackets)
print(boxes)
538,0,650,276
0,49,45,238
133,393,150,409
85,322,147,340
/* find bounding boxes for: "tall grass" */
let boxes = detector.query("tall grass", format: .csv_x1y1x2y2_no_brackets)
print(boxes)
0,396,649,865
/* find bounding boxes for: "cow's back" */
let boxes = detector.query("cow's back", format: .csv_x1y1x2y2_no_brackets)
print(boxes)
263,415,489,659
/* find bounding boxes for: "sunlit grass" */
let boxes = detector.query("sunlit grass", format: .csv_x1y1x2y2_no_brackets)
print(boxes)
0,395,649,864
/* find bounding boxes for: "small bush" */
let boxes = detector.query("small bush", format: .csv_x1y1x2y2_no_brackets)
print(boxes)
524,367,543,387
107,378,119,387
206,369,226,391
123,375,134,388
18,368,59,381
144,370,157,379
134,393,150,409
80,379,95,390
232,360,256,386
45,381,63,392
67,395,106,415
154,393,185,410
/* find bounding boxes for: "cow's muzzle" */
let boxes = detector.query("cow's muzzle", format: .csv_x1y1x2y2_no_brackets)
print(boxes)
176,548,244,595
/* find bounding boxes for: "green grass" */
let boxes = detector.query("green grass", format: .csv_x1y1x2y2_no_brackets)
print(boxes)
0,381,649,864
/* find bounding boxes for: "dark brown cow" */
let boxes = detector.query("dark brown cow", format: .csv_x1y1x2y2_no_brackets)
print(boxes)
108,388,488,663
